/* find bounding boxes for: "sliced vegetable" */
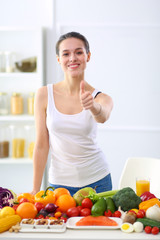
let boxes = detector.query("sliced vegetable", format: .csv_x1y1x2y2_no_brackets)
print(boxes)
0,187,16,208
146,204,160,221
140,191,156,201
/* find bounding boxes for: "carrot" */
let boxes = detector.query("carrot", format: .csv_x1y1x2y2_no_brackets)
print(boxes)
76,216,118,226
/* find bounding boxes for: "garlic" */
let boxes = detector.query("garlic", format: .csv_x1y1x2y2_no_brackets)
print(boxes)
146,204,160,221
118,206,127,220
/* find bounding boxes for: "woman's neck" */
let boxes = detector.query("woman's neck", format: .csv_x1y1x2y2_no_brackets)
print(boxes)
63,74,85,95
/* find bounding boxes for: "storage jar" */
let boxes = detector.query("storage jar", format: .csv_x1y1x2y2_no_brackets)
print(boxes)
0,92,9,115
28,92,35,115
11,92,23,115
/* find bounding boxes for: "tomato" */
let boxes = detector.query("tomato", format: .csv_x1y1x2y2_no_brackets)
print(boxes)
144,226,152,234
136,210,145,218
81,198,93,209
36,214,45,219
60,216,67,223
77,205,83,214
113,210,121,218
19,198,29,204
80,208,91,216
67,207,79,217
138,209,145,216
104,210,112,217
34,202,45,212
12,204,20,211
151,227,159,235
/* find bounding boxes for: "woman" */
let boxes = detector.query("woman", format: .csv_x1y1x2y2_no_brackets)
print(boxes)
31,32,113,196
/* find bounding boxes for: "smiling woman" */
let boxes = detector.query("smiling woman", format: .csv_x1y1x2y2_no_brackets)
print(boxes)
31,32,113,196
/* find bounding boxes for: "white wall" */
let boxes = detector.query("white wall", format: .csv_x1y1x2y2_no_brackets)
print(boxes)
0,0,160,190
54,0,160,189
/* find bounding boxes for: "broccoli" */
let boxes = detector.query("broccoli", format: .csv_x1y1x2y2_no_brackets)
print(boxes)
112,187,141,211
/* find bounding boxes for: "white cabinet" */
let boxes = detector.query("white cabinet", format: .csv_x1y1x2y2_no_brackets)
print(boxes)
0,28,46,193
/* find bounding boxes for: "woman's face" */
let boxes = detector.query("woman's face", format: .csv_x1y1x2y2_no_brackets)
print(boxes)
57,37,90,78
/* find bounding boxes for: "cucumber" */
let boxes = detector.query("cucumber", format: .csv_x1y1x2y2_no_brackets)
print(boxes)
136,217,160,229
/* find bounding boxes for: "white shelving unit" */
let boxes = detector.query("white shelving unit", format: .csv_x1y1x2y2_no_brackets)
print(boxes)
0,27,45,193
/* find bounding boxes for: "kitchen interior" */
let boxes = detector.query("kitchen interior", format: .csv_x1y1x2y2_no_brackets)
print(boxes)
0,0,160,195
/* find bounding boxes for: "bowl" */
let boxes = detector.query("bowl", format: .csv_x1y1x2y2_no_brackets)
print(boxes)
15,57,37,72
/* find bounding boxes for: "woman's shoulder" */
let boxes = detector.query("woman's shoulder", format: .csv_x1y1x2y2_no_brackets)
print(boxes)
35,86,48,107
36,86,48,97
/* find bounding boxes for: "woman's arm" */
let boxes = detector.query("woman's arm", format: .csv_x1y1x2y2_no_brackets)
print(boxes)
80,80,113,123
31,87,49,195
91,92,113,123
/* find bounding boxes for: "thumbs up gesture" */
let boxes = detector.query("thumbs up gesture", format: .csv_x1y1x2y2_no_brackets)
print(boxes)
80,80,94,110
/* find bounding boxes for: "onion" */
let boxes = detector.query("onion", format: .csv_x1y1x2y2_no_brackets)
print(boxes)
146,204,160,221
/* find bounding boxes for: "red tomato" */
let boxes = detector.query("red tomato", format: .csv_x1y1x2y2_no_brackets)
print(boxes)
144,226,152,234
81,198,93,209
113,210,121,218
36,214,45,219
138,209,145,216
60,216,67,223
19,198,29,204
66,207,79,217
34,202,45,212
104,210,112,217
12,204,20,211
77,205,83,214
80,208,91,216
137,210,145,218
151,227,159,235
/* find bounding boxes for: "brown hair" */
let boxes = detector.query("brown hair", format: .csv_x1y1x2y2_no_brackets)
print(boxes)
56,32,90,56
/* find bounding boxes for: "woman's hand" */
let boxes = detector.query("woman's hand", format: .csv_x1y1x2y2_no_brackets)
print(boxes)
80,80,94,110
80,80,113,123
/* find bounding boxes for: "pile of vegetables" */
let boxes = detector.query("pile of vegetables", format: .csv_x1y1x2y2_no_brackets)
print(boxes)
0,184,160,235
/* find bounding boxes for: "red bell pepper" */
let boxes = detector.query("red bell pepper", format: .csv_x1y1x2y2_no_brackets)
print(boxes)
140,191,156,201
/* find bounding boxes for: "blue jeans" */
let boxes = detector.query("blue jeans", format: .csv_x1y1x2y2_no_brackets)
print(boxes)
49,174,112,196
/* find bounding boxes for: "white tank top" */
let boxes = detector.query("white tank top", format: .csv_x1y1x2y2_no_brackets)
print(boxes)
46,84,110,187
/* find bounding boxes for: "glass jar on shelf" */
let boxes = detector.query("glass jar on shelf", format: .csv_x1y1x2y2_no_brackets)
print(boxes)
0,51,5,72
9,125,26,158
11,92,23,115
27,92,35,115
0,125,9,158
24,125,35,159
4,51,16,73
0,92,9,115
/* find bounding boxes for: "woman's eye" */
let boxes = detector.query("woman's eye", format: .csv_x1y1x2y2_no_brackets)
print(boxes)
63,53,69,56
76,51,83,55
